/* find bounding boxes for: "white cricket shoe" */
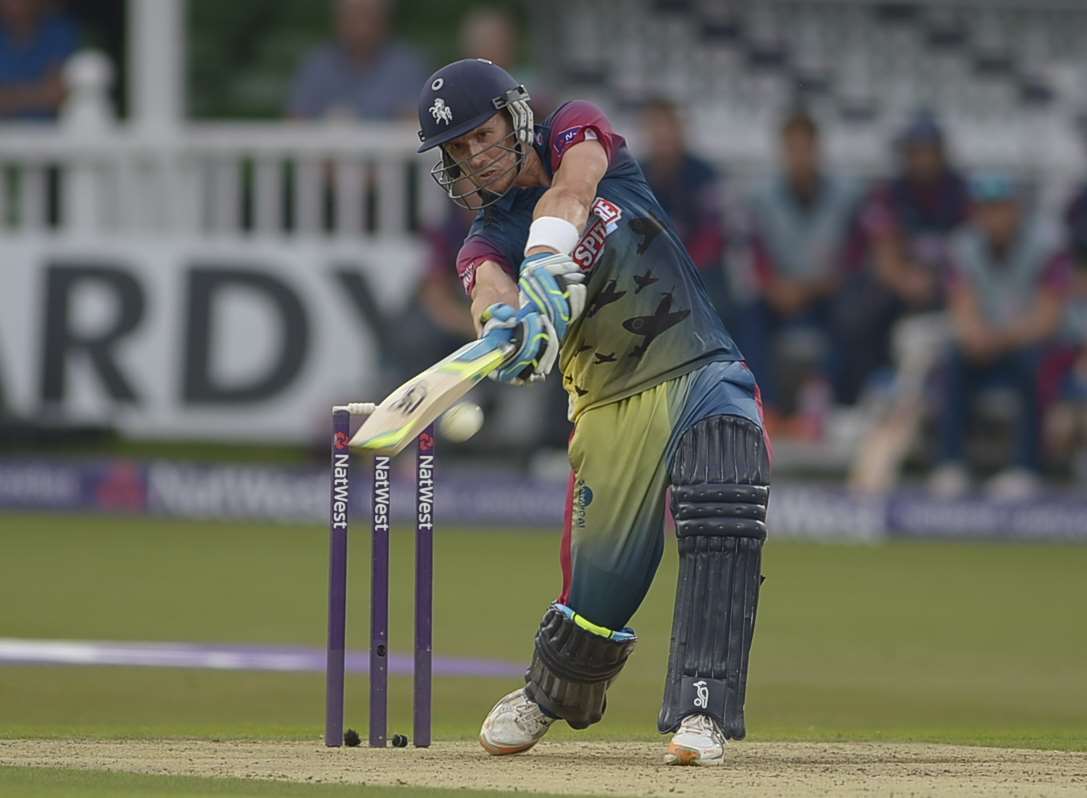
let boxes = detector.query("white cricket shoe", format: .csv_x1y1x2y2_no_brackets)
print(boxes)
986,467,1041,501
479,688,555,756
665,714,727,766
928,463,970,499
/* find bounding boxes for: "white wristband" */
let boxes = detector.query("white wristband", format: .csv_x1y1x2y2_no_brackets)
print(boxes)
524,216,580,256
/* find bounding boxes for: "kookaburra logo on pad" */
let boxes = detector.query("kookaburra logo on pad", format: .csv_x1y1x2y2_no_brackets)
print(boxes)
692,680,709,709
429,98,453,125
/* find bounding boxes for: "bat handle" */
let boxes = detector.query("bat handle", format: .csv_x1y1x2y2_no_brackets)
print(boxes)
332,402,377,416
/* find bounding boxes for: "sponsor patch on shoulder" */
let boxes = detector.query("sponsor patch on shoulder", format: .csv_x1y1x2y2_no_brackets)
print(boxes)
553,126,585,157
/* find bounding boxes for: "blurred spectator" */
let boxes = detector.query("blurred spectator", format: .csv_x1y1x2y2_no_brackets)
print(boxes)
459,6,517,75
835,112,969,403
929,176,1065,499
0,0,78,121
738,109,857,415
458,5,552,116
639,97,728,314
393,205,478,379
1043,189,1087,481
287,0,427,121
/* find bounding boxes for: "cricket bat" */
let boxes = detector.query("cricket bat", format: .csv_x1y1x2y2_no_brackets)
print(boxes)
348,322,518,454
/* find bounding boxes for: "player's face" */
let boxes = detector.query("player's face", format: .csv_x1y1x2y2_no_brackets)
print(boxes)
438,113,519,209
782,128,818,183
904,141,945,183
975,199,1020,247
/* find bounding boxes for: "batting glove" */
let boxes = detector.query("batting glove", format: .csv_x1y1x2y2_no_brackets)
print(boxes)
480,303,559,385
517,252,587,344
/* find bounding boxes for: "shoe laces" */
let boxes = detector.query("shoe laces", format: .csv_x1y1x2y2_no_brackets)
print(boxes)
681,713,724,742
514,698,553,732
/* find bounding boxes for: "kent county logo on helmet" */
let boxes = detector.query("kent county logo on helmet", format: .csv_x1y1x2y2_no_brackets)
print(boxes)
429,97,453,125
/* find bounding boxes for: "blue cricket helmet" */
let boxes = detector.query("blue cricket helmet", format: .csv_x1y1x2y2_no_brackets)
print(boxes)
417,58,534,210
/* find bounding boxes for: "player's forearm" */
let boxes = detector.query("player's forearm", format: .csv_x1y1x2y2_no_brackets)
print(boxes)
526,141,607,256
528,186,590,255
469,261,518,335
1004,294,1062,347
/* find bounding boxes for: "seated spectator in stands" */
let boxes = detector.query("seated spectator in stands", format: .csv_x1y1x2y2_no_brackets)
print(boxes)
739,109,857,414
930,176,1066,499
459,6,518,76
835,111,969,403
458,5,552,116
638,98,728,315
392,206,477,382
1043,190,1087,481
0,0,78,121
287,0,427,121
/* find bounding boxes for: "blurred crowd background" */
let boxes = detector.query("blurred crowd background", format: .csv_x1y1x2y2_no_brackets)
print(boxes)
2,0,1087,500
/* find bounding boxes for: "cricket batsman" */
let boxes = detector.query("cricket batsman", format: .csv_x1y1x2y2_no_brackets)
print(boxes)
416,59,771,766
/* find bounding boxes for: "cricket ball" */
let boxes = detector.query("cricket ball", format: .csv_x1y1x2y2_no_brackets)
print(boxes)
439,401,484,442
392,733,408,747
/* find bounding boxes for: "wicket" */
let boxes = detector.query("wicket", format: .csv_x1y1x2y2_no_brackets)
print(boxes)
325,403,435,748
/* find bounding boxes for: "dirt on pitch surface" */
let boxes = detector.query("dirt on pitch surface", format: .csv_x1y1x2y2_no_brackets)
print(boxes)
2,739,1085,797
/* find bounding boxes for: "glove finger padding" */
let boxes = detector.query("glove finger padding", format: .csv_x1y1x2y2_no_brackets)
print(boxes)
482,303,559,385
518,252,585,341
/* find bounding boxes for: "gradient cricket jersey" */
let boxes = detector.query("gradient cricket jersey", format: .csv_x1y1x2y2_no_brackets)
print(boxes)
456,101,742,420
455,102,763,629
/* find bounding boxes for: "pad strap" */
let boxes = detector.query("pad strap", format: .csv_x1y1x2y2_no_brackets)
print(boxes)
525,604,636,729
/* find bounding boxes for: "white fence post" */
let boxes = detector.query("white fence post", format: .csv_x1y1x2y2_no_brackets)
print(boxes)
60,51,116,235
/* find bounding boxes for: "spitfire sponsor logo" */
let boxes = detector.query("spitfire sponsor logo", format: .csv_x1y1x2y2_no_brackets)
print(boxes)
572,478,593,529
429,97,453,125
591,197,622,227
392,383,427,415
572,198,622,272
693,680,709,709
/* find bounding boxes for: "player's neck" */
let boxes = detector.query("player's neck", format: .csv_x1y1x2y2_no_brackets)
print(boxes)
513,149,550,190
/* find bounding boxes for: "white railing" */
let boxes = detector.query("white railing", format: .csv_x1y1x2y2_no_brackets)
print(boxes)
1,51,1085,241
0,53,445,241
0,122,445,241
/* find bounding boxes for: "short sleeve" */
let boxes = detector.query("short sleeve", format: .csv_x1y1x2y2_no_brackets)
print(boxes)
858,185,898,241
455,236,514,296
547,101,624,171
1042,252,1073,293
286,49,330,118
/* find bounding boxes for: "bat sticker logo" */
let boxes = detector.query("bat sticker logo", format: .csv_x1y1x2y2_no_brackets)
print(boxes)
392,383,428,415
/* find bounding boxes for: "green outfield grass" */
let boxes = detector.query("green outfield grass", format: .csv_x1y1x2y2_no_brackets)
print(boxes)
1,513,1086,752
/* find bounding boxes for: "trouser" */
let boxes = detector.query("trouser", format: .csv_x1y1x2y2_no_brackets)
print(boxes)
558,360,767,630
